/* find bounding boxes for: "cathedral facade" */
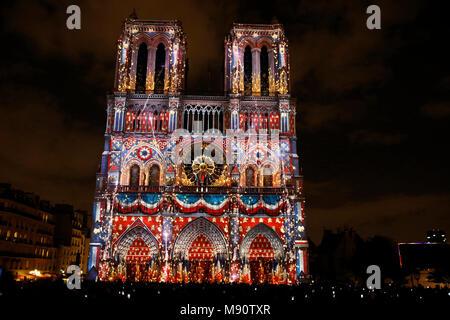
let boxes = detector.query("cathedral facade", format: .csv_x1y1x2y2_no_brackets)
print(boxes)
88,18,308,284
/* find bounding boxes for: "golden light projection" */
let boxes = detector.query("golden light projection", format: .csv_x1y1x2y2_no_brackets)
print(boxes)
181,154,228,186
192,155,215,176
90,20,307,285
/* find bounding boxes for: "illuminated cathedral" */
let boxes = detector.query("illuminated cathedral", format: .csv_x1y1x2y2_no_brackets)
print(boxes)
88,17,308,284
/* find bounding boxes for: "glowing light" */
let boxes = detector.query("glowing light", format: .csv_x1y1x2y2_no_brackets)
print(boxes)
29,269,41,276
93,21,305,285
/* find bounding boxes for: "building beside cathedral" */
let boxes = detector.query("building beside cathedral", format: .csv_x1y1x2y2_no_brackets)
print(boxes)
0,183,91,278
88,18,307,284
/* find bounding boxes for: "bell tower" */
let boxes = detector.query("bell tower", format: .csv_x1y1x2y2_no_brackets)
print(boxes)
88,18,307,283
114,18,187,94
224,23,289,96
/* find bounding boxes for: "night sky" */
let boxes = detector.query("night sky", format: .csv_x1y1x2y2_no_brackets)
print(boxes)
1,0,449,244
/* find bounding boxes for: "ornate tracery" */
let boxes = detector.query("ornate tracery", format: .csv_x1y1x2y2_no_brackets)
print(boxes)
240,223,284,260
182,104,224,133
90,19,307,285
172,218,228,259
114,225,160,261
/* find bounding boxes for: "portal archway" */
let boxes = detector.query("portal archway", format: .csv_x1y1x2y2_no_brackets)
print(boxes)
240,223,284,283
114,225,160,261
172,217,228,258
113,225,160,281
172,218,228,283
240,223,283,259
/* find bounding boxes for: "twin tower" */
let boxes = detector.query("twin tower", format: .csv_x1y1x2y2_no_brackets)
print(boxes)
88,18,308,284
114,20,290,96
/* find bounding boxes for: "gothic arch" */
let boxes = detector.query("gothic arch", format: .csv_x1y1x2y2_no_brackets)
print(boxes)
124,143,166,167
244,165,256,187
113,224,160,261
240,223,284,259
148,163,161,186
154,43,167,94
120,159,143,186
239,37,257,50
262,164,274,187
182,104,224,133
243,45,252,95
256,37,273,49
260,45,269,96
247,144,280,167
172,218,228,259
149,33,171,49
259,161,279,186
239,142,281,187
135,43,148,92
131,32,171,50
129,163,140,189
131,33,153,48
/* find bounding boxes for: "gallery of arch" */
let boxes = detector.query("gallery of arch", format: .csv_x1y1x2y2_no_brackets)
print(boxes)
88,18,307,284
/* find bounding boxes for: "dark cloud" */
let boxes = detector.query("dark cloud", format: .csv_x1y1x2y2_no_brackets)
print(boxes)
0,85,103,210
299,100,367,131
308,192,450,243
1,0,450,244
420,102,450,118
348,130,407,145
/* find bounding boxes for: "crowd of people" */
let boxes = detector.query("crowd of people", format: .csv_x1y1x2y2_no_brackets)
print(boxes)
1,271,448,315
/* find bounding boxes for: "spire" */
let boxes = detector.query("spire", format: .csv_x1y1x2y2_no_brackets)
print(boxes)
128,8,138,20
271,16,279,24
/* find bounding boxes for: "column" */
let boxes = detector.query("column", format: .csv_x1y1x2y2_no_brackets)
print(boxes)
88,198,109,271
268,48,275,94
147,45,156,92
106,99,115,134
294,198,308,278
229,200,240,282
88,201,102,271
99,136,110,175
279,98,290,133
229,97,240,131
168,95,179,132
296,246,308,277
113,96,126,132
129,46,138,91
161,215,173,282
251,48,261,95
164,46,170,93
281,111,290,133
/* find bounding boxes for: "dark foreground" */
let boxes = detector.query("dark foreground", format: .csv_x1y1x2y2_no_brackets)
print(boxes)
0,278,448,318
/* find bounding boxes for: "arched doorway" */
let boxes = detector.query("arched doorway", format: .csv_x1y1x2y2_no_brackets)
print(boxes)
240,223,283,284
114,225,160,282
172,218,228,283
